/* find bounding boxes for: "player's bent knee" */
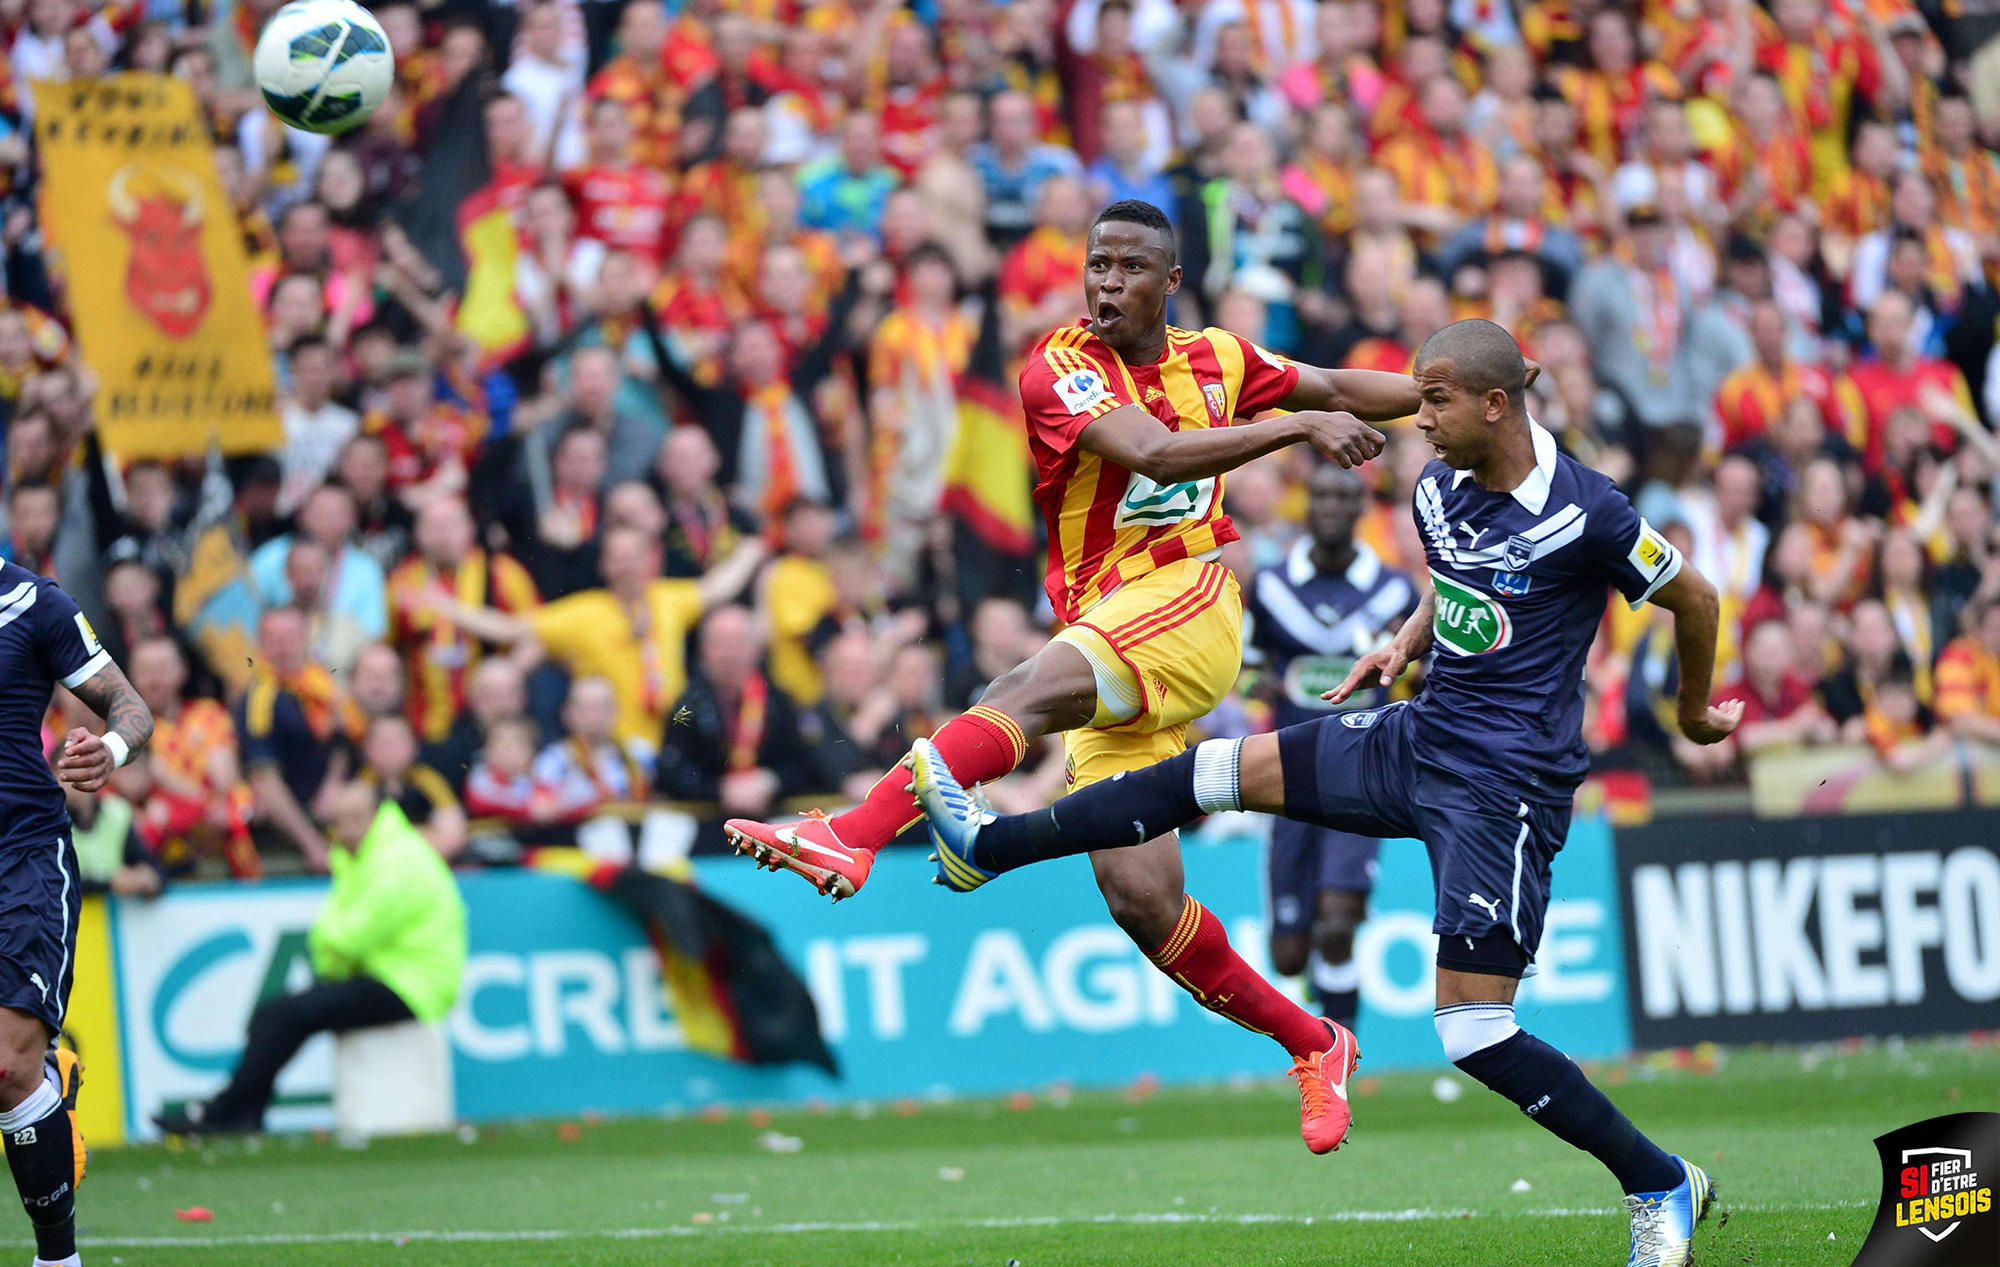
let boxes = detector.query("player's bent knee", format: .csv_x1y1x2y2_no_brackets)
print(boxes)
1096,872,1184,948
1316,928,1356,966
1434,1000,1520,1063
1269,934,1310,978
1235,732,1287,811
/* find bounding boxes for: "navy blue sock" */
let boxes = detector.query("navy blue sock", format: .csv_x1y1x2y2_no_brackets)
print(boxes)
1,1079,77,1262
972,747,1203,874
1455,1030,1683,1195
1312,986,1359,1029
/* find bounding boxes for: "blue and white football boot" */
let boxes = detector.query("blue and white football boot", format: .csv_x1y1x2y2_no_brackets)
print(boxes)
1624,1156,1716,1267
909,738,998,893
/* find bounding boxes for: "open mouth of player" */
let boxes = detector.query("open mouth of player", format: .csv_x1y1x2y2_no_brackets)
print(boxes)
1095,302,1124,330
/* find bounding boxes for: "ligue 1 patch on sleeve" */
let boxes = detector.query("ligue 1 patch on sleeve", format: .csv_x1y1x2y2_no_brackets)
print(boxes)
1054,369,1114,415
1251,341,1292,371
1628,521,1676,582
1850,1112,1998,1266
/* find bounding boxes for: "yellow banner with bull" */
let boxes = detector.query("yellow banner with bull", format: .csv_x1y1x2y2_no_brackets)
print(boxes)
34,75,279,458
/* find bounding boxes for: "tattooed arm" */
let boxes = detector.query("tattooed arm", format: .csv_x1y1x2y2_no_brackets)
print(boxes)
58,660,155,794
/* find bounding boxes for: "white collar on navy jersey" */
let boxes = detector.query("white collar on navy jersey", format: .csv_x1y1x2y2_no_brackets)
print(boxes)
1451,416,1558,515
1285,536,1382,589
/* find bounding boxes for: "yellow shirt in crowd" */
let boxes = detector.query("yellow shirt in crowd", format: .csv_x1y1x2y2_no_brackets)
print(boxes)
530,580,707,746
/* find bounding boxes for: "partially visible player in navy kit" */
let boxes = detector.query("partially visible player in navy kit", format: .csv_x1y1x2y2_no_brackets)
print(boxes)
1243,463,1415,1030
0,560,153,1267
915,321,1741,1267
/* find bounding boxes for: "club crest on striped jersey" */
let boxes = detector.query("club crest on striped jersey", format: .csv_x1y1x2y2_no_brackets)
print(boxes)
1431,570,1513,656
1202,381,1227,423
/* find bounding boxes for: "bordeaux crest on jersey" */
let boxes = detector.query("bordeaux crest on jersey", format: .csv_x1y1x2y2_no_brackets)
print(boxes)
1502,533,1535,572
1201,381,1227,423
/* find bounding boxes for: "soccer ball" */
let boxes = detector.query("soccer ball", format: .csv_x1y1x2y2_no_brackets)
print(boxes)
253,0,394,135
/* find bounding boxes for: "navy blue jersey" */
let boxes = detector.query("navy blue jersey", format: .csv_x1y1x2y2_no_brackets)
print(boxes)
0,563,110,844
1245,540,1418,727
1410,422,1681,802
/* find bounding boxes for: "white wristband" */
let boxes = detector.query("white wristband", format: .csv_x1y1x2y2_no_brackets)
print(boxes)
101,733,130,770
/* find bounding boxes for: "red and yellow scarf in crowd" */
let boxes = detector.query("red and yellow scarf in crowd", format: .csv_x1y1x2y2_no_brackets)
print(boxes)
1558,62,1684,170
726,672,770,773
1925,147,2000,238
246,662,366,747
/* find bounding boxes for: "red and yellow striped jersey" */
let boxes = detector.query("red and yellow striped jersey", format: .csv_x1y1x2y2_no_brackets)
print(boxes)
1713,361,1839,451
1022,322,1298,623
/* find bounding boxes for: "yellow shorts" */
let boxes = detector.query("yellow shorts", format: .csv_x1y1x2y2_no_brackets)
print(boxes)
1051,557,1242,790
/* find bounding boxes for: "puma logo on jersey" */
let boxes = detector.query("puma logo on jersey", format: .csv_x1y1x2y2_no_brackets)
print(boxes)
1466,893,1503,921
1460,522,1486,549
28,973,46,1000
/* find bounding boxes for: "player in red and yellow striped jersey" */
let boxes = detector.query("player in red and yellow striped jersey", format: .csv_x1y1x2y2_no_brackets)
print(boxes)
727,200,1424,1155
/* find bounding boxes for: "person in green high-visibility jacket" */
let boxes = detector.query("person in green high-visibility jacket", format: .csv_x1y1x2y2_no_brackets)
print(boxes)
152,782,466,1137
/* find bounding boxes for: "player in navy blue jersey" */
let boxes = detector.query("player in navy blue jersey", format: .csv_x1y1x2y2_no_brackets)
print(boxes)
1243,463,1416,1030
914,320,1739,1266
0,561,153,1267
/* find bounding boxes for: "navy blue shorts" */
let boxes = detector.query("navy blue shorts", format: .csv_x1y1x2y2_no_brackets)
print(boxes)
1276,702,1570,970
0,832,79,1035
1266,819,1377,938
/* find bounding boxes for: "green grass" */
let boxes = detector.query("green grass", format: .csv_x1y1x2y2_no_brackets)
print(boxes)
62,1039,1990,1265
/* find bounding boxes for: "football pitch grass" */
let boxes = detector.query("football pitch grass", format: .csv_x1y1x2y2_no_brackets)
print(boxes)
62,1039,1988,1265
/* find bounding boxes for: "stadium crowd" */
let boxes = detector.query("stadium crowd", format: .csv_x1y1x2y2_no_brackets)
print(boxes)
4,0,2000,885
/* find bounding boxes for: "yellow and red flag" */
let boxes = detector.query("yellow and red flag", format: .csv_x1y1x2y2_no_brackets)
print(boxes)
34,74,279,458
941,295,1035,555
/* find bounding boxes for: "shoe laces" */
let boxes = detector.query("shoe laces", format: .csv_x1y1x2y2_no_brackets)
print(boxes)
1624,1193,1666,1259
1289,1052,1330,1120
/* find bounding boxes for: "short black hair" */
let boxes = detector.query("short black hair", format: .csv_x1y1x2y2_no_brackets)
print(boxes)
1091,200,1176,263
1415,319,1527,402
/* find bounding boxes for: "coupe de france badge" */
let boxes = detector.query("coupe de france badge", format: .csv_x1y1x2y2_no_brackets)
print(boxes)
1850,1112,1998,1266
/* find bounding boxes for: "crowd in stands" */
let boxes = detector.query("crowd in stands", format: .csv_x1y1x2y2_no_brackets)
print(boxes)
11,0,2000,886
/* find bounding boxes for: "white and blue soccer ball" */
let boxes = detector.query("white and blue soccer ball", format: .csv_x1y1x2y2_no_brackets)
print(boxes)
253,0,394,135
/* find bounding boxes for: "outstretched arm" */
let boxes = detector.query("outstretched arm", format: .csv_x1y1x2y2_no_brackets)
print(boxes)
59,660,155,794
1281,359,1541,422
1649,563,1742,745
1280,366,1421,421
1079,402,1384,482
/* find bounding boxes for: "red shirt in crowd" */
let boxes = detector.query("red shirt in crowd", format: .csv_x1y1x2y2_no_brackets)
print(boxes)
565,163,677,264
1834,356,1977,473
1714,672,1817,723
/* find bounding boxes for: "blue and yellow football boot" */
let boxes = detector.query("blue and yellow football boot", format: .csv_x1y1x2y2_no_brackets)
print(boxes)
910,738,998,893
1624,1156,1715,1267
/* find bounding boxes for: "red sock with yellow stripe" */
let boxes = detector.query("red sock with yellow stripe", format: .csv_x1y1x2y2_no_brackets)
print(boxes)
828,705,1030,852
1149,896,1331,1059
